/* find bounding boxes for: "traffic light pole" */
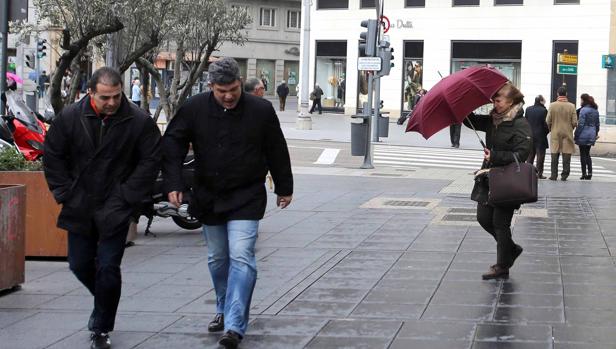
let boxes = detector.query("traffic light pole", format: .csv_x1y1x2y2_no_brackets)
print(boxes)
361,72,374,169
372,76,381,142
0,0,9,115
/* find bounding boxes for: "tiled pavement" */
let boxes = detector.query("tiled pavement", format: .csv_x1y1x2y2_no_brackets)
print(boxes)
2,171,616,348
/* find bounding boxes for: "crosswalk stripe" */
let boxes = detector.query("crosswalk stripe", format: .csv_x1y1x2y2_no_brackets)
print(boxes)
373,145,616,177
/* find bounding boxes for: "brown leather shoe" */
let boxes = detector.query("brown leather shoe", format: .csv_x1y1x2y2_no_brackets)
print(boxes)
482,265,509,280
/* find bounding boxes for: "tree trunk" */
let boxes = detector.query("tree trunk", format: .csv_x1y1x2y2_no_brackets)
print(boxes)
137,57,171,122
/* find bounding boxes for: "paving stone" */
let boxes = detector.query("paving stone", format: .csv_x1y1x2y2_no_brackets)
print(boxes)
248,317,327,336
396,320,475,340
350,302,423,319
304,336,391,349
317,319,401,338
280,300,356,317
389,338,472,349
474,323,552,342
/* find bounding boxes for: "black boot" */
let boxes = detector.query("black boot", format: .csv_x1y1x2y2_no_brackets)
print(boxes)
549,153,559,180
561,153,571,181
208,313,224,332
536,151,546,179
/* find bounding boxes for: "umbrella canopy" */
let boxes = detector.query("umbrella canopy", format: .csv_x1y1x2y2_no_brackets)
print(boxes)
406,65,508,139
6,72,24,84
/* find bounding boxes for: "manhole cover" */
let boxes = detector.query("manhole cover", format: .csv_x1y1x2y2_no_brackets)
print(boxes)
442,214,477,222
448,207,476,214
384,200,430,207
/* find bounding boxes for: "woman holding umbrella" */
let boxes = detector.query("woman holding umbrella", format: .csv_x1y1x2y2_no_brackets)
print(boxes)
464,82,532,280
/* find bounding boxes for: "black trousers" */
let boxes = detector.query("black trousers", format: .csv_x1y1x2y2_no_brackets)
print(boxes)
279,96,287,111
476,203,516,268
309,99,322,114
68,222,129,333
449,124,461,147
527,147,546,176
579,145,592,175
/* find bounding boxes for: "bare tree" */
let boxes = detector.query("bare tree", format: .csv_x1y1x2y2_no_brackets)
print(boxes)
29,0,129,113
137,0,251,121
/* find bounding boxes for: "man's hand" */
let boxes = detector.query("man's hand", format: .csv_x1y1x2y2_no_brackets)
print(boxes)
168,191,183,208
277,195,293,209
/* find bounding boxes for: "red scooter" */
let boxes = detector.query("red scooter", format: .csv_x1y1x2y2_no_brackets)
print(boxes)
1,90,49,160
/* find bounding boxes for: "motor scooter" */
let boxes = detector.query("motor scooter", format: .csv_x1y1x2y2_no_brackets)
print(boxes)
139,154,202,235
1,90,51,160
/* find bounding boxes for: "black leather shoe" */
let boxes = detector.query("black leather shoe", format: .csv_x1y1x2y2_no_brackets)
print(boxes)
512,244,523,266
208,313,224,332
586,174,592,180
90,333,111,349
548,176,557,181
538,175,547,179
580,175,587,180
219,330,242,349
482,265,509,280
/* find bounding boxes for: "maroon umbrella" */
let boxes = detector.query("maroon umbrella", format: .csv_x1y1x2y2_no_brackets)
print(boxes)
406,65,508,143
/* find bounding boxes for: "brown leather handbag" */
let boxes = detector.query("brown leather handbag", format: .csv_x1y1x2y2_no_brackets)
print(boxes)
488,153,538,206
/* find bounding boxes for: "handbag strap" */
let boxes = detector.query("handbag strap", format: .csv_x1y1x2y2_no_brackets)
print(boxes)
512,152,521,172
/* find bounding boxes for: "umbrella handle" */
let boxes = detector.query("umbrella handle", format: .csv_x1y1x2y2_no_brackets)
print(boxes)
464,116,487,149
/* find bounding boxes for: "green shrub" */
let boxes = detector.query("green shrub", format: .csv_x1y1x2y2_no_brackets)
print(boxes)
0,147,43,171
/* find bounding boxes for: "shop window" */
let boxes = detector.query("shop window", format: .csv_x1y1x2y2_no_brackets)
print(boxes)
402,41,424,114
495,0,522,4
453,0,479,6
315,41,347,112
360,0,375,8
405,0,425,7
287,10,301,29
555,0,579,3
317,0,349,10
260,8,276,27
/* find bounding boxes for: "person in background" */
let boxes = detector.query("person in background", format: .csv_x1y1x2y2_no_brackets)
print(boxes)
276,80,289,111
38,71,49,99
547,86,577,181
574,93,600,180
463,82,531,280
525,95,549,179
309,83,323,114
244,78,265,97
131,79,142,107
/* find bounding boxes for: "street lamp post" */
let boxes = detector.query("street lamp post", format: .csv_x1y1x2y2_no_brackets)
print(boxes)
0,0,9,115
297,0,312,130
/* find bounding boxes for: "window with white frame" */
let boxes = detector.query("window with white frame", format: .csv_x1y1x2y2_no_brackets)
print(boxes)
260,8,276,27
287,10,301,29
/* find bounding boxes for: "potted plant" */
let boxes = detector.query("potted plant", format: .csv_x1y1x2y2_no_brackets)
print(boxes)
0,147,67,257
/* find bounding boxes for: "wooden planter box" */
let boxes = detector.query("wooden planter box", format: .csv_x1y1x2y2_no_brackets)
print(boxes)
0,185,26,291
0,172,67,257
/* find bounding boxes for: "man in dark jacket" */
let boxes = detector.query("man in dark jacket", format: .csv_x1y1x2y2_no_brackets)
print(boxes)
276,80,289,111
525,95,549,179
309,83,323,114
162,57,293,349
43,67,161,349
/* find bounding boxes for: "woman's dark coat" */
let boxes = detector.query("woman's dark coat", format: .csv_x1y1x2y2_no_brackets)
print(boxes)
162,92,293,225
43,95,162,237
574,106,600,146
525,104,549,151
465,109,533,169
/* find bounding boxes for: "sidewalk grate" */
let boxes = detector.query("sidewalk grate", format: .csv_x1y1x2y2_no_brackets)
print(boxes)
442,214,477,222
447,207,476,214
383,200,430,207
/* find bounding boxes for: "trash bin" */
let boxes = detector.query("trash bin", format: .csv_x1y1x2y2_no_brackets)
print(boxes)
378,112,390,138
351,114,369,156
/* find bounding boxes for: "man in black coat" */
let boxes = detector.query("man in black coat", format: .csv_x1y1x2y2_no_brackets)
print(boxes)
43,67,161,349
162,58,293,349
276,80,289,111
525,95,549,179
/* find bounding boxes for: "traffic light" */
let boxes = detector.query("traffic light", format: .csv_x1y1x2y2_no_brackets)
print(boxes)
25,53,35,69
37,39,47,59
359,19,378,57
377,41,394,76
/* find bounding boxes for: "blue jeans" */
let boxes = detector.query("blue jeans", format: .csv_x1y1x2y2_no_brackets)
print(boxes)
203,220,259,336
